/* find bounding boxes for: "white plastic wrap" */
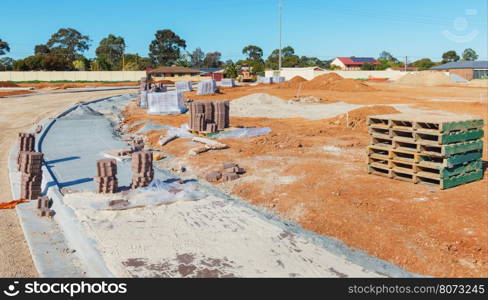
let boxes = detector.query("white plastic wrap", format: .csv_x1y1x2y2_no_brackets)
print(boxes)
221,78,236,87
139,91,148,108
273,76,285,83
175,81,193,92
147,91,187,115
197,80,217,95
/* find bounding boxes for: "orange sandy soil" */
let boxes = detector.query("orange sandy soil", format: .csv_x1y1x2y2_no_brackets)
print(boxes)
16,82,138,89
122,82,488,277
0,90,35,97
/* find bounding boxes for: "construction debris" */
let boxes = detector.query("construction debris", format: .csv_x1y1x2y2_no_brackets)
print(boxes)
19,151,43,200
188,100,230,133
35,125,43,134
367,114,484,189
95,159,118,194
131,151,154,189
206,162,245,183
159,134,178,146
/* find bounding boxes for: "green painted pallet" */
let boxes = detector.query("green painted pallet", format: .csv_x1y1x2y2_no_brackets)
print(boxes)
440,119,484,133
418,150,483,168
441,129,484,145
440,160,483,178
441,169,484,190
420,140,484,157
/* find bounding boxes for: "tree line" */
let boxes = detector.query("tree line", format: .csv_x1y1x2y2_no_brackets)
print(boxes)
0,28,481,73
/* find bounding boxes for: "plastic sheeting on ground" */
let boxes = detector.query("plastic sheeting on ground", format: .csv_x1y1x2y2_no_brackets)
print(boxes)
273,76,285,83
175,81,193,92
257,76,273,84
211,127,271,139
197,80,217,95
147,91,187,115
139,91,148,108
221,78,236,87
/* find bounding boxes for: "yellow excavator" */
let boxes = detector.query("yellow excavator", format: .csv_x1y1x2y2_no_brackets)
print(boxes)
237,64,257,82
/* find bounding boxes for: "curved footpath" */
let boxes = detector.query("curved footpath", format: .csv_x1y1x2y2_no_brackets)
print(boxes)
0,88,137,277
15,94,416,278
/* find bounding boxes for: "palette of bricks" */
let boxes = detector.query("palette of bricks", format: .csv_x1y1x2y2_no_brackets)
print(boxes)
19,151,44,200
95,159,118,193
131,151,154,189
188,100,230,134
206,162,245,183
367,113,484,189
37,196,54,217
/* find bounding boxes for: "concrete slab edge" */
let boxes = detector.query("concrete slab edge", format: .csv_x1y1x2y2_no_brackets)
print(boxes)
8,95,132,277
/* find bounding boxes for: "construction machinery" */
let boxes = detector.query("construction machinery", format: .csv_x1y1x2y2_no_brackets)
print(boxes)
237,64,256,82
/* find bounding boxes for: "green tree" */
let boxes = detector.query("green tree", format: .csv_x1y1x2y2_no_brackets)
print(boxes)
265,46,299,69
202,51,223,68
361,63,376,70
441,50,460,63
410,58,435,70
462,48,478,61
0,57,14,70
242,45,264,63
95,34,126,70
13,54,72,71
0,38,10,56
175,53,191,67
378,51,399,63
223,62,239,78
149,29,187,66
189,48,205,68
34,44,50,55
46,28,90,62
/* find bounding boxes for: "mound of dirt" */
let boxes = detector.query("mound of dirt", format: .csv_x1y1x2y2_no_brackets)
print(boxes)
395,71,453,86
278,76,308,89
302,73,375,92
328,105,400,129
0,81,19,88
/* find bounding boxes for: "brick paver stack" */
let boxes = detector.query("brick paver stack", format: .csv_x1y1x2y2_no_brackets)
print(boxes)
95,159,118,193
17,133,35,170
188,100,230,134
367,113,484,189
19,151,43,200
131,151,154,189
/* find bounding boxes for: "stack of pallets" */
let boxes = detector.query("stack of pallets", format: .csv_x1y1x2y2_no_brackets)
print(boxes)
367,113,484,189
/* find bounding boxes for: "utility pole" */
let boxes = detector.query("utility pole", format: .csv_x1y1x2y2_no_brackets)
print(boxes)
404,56,408,72
278,0,283,73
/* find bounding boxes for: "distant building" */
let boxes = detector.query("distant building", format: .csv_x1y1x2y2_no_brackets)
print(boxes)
430,61,488,80
198,68,224,81
331,57,380,71
148,66,200,78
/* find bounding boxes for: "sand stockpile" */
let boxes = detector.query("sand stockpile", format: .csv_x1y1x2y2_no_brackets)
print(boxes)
230,93,362,120
328,105,400,129
395,71,453,86
278,76,308,89
0,81,19,88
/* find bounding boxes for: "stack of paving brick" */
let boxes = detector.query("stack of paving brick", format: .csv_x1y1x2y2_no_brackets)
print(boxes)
95,159,118,193
367,113,484,189
206,162,245,183
17,133,35,170
188,100,230,133
19,151,43,200
37,196,53,217
131,151,154,189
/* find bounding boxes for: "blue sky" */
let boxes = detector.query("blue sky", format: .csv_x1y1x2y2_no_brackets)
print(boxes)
1,0,486,62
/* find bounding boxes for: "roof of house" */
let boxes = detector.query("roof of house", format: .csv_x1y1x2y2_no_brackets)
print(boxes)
430,61,488,70
198,68,223,73
148,66,200,74
336,57,380,65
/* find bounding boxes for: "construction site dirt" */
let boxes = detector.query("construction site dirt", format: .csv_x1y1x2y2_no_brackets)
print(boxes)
122,80,488,278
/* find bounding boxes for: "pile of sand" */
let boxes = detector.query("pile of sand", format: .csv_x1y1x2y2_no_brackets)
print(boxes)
395,71,453,86
278,76,308,89
328,105,400,129
230,93,362,120
0,81,19,88
302,73,375,92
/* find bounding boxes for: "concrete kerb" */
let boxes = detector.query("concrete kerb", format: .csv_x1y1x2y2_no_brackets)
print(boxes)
9,95,130,277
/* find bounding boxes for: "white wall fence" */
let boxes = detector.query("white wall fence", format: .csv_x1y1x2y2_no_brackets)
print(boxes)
0,71,147,82
265,68,410,81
